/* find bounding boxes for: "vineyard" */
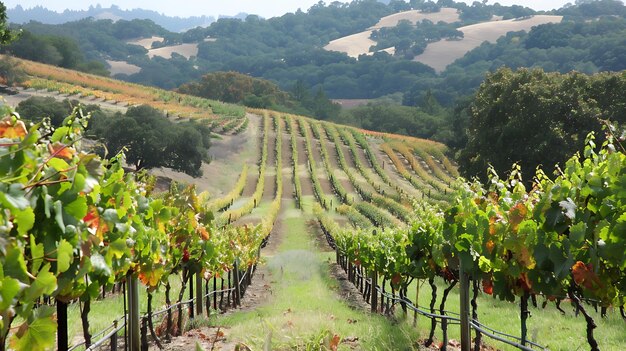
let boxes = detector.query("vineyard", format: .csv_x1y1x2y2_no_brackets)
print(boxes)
1,57,625,351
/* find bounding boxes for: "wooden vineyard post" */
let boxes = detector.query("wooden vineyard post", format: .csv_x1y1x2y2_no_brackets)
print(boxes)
370,269,378,313
414,281,420,327
233,261,241,307
459,267,471,351
127,272,140,351
57,300,68,351
189,273,194,319
196,273,203,316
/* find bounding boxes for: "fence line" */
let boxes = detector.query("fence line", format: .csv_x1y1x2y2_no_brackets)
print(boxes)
335,249,548,351
67,250,261,351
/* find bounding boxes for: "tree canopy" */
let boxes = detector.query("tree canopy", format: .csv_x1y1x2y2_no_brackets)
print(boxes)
90,105,212,177
458,67,626,184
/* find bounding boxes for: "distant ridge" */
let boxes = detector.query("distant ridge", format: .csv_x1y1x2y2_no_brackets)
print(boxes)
7,4,215,32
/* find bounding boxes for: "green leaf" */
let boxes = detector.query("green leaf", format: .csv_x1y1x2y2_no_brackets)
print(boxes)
0,276,20,311
454,234,472,252
4,246,29,282
47,158,69,172
10,306,56,351
109,238,128,259
30,235,44,273
90,253,112,278
569,222,587,246
64,196,87,220
478,256,492,272
15,207,35,236
0,184,29,210
73,173,86,193
24,266,56,302
54,200,65,234
51,126,70,143
56,239,74,275
102,208,120,224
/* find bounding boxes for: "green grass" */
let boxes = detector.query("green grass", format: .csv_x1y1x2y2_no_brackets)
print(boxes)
213,204,420,350
63,274,184,348
375,277,626,351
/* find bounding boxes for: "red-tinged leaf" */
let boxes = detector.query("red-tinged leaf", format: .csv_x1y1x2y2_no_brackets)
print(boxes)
517,273,532,292
0,118,27,138
330,334,341,351
572,261,603,290
482,278,493,295
485,240,495,254
391,273,402,287
83,207,108,241
48,142,75,160
199,226,210,240
509,202,528,232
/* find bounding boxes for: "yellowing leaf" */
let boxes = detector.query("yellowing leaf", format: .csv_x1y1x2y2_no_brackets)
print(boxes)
48,142,75,160
508,202,528,232
0,118,27,138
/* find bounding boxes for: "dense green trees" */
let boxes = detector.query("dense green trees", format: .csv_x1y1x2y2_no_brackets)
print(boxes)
178,71,290,106
0,2,14,44
90,105,211,176
458,67,626,184
370,19,462,57
177,71,341,119
16,97,101,126
16,98,213,177
2,30,109,75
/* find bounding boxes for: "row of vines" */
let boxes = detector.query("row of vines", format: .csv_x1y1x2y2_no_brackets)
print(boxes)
322,130,626,350
0,109,264,350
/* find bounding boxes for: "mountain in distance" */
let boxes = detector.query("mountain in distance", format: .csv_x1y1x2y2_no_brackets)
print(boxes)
7,4,216,32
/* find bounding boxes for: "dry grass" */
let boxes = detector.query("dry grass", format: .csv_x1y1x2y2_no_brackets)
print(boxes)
373,7,460,29
126,36,164,49
414,15,563,72
106,60,141,76
148,43,199,59
325,7,460,58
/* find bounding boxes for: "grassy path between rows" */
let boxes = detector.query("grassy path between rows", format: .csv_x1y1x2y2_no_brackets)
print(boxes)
210,199,419,350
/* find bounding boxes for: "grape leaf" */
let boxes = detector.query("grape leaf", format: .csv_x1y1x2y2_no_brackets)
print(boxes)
0,276,20,311
56,239,74,275
14,207,35,236
64,196,87,220
9,306,56,351
569,222,587,246
559,198,577,220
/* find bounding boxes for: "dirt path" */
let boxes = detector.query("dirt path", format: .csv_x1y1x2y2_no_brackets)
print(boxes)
158,198,411,350
261,119,278,202
296,136,314,197
281,131,294,200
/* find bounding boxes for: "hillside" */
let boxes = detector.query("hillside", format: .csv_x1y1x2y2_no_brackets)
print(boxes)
324,7,461,58
4,0,626,133
7,4,215,32
414,14,563,72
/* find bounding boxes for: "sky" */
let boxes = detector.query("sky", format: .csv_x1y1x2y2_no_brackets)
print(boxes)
4,1,585,18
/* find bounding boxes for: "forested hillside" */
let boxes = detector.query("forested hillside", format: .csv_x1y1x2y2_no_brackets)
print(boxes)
7,4,215,32
6,0,624,99
4,0,626,146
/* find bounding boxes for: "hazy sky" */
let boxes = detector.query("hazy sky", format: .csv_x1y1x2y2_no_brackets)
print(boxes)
5,1,583,18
